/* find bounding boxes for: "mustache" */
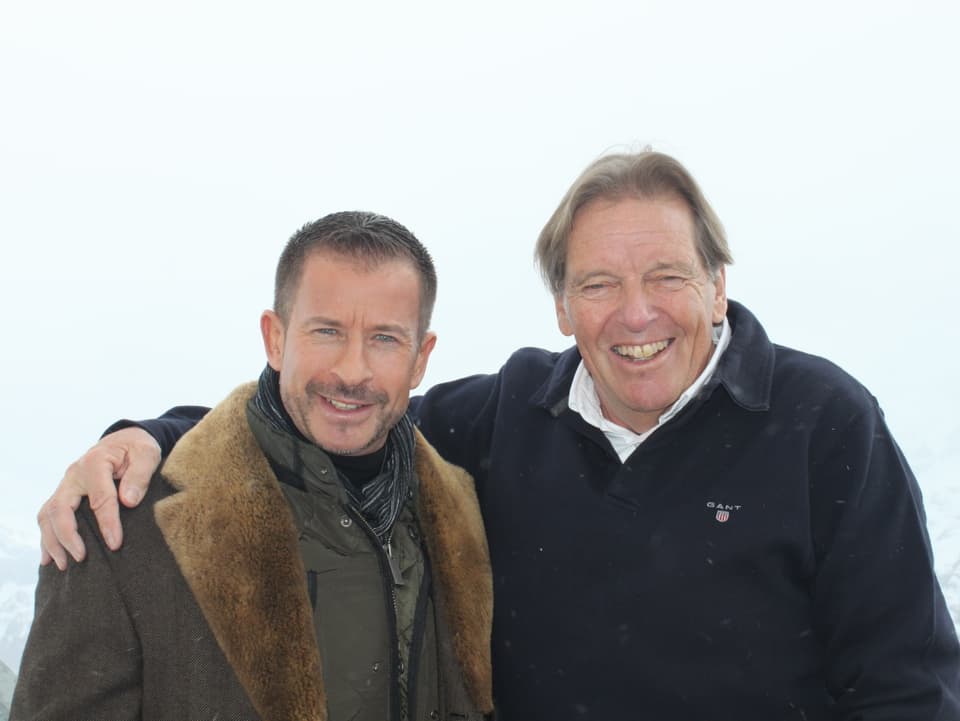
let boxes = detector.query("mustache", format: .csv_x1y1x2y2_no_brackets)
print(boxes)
306,379,388,406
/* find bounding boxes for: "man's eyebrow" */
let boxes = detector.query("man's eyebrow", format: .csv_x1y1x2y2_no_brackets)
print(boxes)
646,260,698,274
567,260,697,286
567,269,616,286
372,323,414,339
302,315,343,328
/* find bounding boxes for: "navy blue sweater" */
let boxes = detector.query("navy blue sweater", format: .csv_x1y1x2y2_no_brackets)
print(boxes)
129,301,960,720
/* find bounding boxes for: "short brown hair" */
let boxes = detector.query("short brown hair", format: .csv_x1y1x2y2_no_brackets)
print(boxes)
536,151,733,295
275,211,437,339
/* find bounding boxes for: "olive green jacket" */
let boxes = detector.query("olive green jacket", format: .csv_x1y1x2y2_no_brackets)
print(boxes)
12,383,493,721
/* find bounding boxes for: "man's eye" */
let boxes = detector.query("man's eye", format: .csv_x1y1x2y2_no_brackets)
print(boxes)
313,328,337,335
577,282,617,299
374,334,398,343
653,276,686,291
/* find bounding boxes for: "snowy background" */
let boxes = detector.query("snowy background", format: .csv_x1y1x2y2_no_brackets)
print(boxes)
1,0,958,688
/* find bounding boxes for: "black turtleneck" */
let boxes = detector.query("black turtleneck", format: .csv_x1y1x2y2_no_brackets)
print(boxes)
328,446,387,492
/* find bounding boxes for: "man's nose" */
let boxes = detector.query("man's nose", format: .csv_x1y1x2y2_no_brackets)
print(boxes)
617,279,658,330
329,336,374,387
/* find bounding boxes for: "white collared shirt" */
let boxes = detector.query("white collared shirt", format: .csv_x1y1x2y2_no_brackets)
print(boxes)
567,317,731,462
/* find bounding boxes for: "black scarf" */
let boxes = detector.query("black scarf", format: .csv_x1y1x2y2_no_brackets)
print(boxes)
252,365,413,542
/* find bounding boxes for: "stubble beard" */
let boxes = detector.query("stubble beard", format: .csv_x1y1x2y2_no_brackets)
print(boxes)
282,379,398,456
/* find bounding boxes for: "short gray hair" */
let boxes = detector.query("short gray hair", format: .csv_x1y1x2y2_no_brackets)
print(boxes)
535,150,733,295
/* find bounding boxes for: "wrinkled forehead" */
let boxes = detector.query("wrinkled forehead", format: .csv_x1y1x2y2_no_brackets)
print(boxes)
567,195,699,262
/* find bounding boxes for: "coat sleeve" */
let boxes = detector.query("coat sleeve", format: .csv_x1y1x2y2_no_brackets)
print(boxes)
10,504,142,721
410,370,502,492
808,397,960,720
104,405,211,458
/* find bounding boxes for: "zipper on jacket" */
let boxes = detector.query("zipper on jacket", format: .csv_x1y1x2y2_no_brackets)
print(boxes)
348,505,404,721
385,537,406,586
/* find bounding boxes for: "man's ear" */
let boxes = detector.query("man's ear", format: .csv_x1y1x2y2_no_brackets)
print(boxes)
555,294,575,337
409,331,438,390
260,310,286,371
711,267,728,324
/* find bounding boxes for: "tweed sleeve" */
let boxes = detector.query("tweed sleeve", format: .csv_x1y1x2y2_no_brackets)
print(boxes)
10,502,142,721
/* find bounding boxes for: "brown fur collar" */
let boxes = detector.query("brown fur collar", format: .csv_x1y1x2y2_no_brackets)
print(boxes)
413,411,494,712
156,383,493,720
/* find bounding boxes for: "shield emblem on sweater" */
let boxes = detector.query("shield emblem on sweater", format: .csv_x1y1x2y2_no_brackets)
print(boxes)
715,509,730,523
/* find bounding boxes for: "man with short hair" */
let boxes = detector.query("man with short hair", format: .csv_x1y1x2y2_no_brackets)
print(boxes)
38,152,960,720
13,211,494,721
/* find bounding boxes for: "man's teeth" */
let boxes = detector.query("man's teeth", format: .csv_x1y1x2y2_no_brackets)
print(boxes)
613,340,669,360
329,399,362,411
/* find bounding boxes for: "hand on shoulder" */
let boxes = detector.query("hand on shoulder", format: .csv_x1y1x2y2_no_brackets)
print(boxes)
38,427,160,569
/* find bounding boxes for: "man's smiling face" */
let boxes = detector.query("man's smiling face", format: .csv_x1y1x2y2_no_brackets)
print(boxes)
555,194,727,434
261,249,435,455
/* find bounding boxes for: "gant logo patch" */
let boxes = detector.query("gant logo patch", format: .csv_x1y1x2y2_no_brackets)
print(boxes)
706,501,742,523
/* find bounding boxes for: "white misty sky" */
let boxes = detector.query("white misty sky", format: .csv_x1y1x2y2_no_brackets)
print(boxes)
0,0,957,559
